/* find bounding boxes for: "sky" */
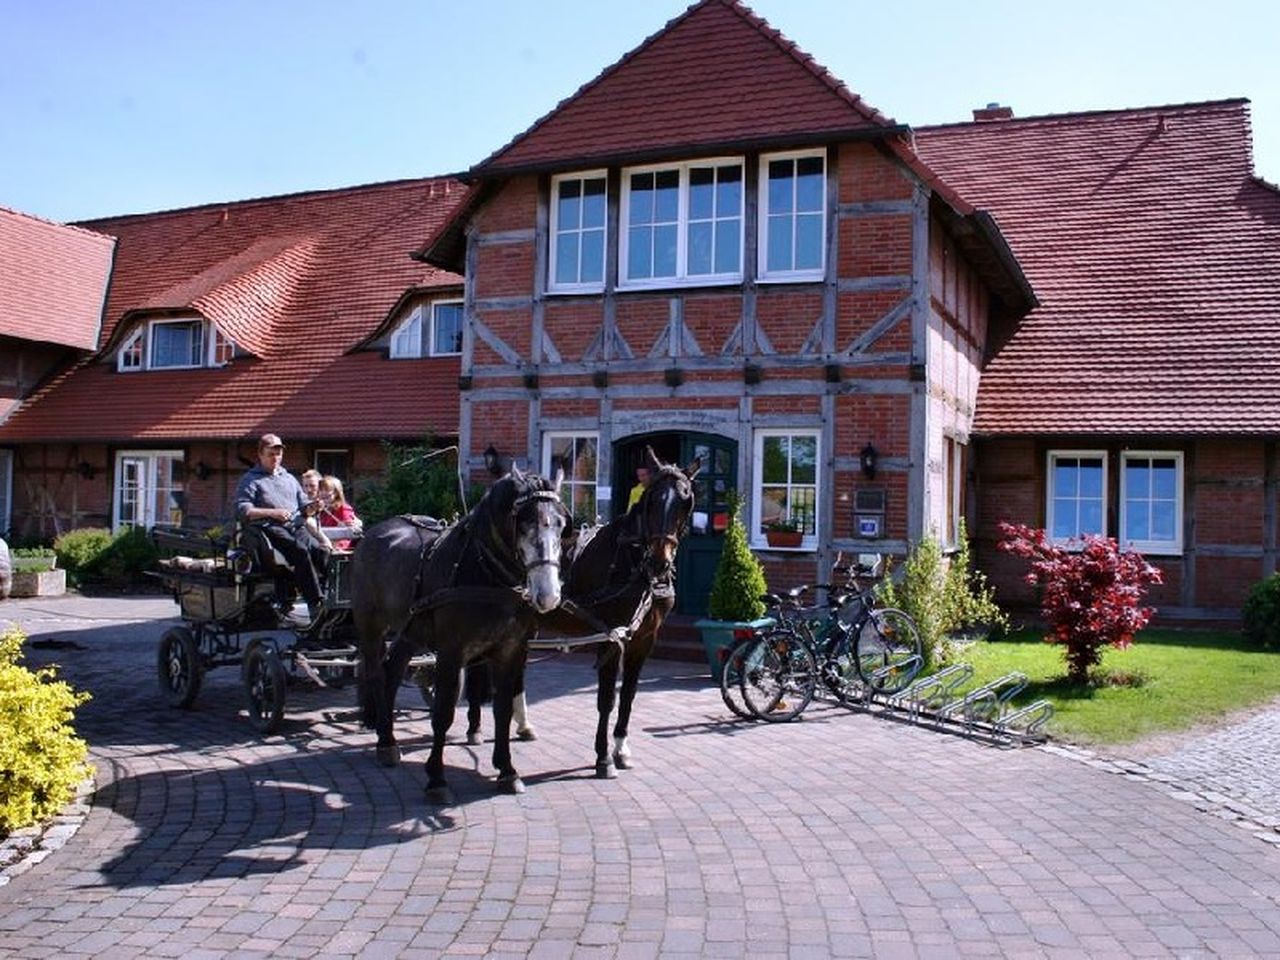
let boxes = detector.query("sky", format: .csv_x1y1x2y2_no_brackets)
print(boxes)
4,1,1279,225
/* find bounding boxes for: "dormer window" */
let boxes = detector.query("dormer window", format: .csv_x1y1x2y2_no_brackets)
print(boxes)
116,317,236,372
389,300,463,358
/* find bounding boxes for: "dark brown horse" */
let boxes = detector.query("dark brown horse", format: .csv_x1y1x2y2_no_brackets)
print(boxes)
538,448,699,778
351,468,568,802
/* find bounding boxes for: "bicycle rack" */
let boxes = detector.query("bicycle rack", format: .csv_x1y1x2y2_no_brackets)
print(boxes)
884,663,974,721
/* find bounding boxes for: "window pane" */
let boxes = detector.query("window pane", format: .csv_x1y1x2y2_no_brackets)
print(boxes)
628,226,652,279
629,173,653,223
767,161,793,213
653,224,678,277
795,157,825,210
1151,501,1176,541
152,322,199,368
1054,461,1079,498
573,437,597,481
1127,462,1151,497
1125,501,1149,541
1078,459,1103,497
1080,500,1104,536
1052,499,1076,539
687,221,712,275
433,304,462,354
795,214,823,270
762,437,788,484
714,220,740,274
558,182,581,229
555,234,579,284
580,230,604,283
767,215,792,272
582,178,606,228
791,435,817,483
760,486,787,529
654,170,679,221
689,167,714,219
792,486,816,533
717,166,742,213
1152,460,1177,498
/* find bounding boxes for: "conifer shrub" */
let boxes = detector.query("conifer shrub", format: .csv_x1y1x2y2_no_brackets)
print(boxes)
0,627,93,837
707,491,768,623
1242,572,1280,650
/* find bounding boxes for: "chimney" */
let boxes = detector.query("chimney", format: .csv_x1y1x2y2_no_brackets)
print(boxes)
973,102,1014,122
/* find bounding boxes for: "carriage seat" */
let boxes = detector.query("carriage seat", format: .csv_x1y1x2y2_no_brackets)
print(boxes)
235,523,295,577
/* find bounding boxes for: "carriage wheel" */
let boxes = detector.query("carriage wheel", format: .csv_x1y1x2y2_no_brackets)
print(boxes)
243,642,288,734
856,608,924,695
157,627,203,709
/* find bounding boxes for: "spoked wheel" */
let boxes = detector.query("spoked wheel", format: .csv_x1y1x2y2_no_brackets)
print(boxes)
157,627,203,709
822,630,867,705
739,629,817,722
718,635,760,720
856,607,924,695
243,642,288,734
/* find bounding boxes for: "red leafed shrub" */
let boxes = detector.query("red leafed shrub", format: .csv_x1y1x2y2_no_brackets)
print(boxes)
997,522,1163,683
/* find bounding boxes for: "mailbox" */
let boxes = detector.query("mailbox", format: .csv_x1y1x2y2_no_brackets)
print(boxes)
854,488,885,540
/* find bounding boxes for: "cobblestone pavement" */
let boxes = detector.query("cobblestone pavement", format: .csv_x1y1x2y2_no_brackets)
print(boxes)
2,594,1280,958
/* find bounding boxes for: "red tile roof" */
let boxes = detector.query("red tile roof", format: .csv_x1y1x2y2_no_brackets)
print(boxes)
915,100,1280,436
475,0,899,175
0,180,467,442
0,207,115,350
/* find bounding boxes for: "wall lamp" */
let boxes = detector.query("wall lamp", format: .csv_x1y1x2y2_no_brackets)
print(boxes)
483,444,504,477
77,461,96,480
194,461,213,481
860,442,879,480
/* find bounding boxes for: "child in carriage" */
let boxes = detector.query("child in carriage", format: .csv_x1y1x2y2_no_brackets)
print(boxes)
316,475,362,551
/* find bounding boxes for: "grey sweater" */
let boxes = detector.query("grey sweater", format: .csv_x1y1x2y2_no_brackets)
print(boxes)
234,465,307,521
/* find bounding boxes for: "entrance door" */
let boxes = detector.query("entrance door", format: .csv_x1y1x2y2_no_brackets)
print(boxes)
613,432,737,616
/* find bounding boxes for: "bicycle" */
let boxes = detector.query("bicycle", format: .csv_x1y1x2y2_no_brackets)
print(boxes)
733,560,924,722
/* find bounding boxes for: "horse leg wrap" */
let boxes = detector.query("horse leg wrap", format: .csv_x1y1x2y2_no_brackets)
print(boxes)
612,735,633,770
513,691,538,741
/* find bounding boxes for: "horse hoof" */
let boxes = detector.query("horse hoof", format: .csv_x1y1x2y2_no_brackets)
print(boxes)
516,726,538,742
376,745,401,768
595,761,617,780
425,784,454,805
613,751,633,771
497,774,525,795
466,731,482,746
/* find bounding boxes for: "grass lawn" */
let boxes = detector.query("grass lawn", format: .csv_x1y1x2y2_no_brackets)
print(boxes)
955,628,1280,746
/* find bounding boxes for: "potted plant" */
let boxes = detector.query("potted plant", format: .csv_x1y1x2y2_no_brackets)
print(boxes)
9,546,65,598
764,515,803,549
696,491,773,680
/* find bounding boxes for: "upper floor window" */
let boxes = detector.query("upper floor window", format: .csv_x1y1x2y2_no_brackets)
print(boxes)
620,158,743,288
1121,452,1183,555
390,301,463,358
752,429,819,550
117,318,235,372
759,150,826,281
549,172,607,292
1046,451,1107,544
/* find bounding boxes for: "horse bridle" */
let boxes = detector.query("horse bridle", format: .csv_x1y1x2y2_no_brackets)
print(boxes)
511,488,569,573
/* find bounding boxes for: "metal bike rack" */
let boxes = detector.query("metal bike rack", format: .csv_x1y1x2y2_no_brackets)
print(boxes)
884,663,974,721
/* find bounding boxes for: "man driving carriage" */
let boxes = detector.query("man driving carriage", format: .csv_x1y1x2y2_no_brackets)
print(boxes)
233,433,329,624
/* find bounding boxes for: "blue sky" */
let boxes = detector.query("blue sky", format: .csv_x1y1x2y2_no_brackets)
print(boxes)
4,1,1278,224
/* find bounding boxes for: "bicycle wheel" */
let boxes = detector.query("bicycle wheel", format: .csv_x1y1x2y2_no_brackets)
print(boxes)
855,607,924,695
821,628,866,705
719,634,760,720
739,629,817,722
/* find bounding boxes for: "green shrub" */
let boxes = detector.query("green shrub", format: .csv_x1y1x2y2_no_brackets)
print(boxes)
1243,573,1280,649
707,491,768,622
53,527,114,578
0,627,93,838
99,525,159,583
359,439,480,525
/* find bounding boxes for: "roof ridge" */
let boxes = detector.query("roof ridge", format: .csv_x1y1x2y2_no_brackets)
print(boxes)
916,97,1250,133
0,205,116,244
75,174,465,229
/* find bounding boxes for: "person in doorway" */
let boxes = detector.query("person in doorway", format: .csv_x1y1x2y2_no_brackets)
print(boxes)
233,433,329,622
627,464,653,510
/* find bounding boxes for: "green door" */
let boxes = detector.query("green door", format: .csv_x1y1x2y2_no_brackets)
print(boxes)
675,433,737,616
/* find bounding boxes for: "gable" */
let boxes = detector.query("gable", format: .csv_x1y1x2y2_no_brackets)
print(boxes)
476,0,898,175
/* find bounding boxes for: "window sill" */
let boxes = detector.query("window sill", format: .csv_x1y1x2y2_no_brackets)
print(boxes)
757,272,824,285
617,275,743,293
547,285,605,297
751,539,817,553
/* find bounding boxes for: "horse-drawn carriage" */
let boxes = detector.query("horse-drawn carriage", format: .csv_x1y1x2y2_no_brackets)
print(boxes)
152,517,430,734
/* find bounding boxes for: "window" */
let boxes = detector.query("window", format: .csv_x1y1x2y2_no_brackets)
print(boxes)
0,448,12,536
313,449,351,485
430,301,463,356
116,318,234,372
550,172,607,292
390,301,462,358
620,158,743,287
114,451,184,530
753,429,819,549
543,432,598,526
942,437,967,548
759,150,826,280
1121,452,1183,554
1046,451,1107,544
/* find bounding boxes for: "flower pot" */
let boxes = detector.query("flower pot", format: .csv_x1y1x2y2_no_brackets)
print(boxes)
10,567,66,598
765,529,803,549
695,617,774,682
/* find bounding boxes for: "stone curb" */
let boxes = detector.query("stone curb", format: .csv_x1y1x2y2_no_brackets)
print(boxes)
1043,742,1280,846
0,773,96,887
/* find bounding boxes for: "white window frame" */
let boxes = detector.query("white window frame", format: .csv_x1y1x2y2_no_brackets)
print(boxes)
943,437,966,549
429,300,464,357
751,428,821,551
117,328,144,372
389,305,424,359
1120,451,1184,556
208,324,236,366
758,148,828,283
619,156,745,290
542,431,599,526
1046,450,1109,546
549,170,608,294
0,448,12,536
117,318,231,371
147,318,205,370
113,450,184,531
